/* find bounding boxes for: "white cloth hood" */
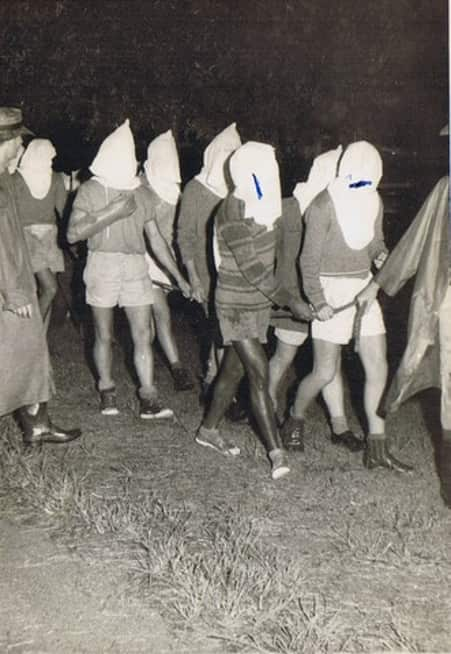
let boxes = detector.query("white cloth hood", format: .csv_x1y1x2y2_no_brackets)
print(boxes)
18,139,56,199
195,122,241,198
90,119,140,191
230,141,282,230
293,145,343,214
328,140,383,249
144,130,181,205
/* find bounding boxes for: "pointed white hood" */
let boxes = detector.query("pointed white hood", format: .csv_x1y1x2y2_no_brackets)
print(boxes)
144,129,181,205
195,122,241,198
328,140,382,249
90,119,140,191
18,139,56,199
230,141,282,230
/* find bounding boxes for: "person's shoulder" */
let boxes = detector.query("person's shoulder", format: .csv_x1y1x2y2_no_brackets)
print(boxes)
311,188,332,210
73,177,100,204
281,197,302,228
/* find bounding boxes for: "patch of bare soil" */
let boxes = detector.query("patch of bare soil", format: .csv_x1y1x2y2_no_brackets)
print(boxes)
2,298,451,653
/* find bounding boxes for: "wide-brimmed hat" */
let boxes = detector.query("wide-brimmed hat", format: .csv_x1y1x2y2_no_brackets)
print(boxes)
0,107,33,143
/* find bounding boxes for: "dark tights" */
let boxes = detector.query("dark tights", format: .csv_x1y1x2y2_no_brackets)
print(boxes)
203,338,281,452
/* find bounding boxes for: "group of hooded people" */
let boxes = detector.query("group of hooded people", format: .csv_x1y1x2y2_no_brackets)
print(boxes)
1,107,450,498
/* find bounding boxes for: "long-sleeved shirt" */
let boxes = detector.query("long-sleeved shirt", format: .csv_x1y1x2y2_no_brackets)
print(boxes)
301,189,387,309
177,178,222,295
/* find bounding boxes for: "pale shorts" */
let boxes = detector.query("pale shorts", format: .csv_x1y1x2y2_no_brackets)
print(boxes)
274,327,309,347
312,274,385,345
24,224,64,274
84,251,154,308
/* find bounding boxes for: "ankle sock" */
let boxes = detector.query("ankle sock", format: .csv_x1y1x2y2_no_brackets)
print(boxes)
331,416,349,436
368,432,386,442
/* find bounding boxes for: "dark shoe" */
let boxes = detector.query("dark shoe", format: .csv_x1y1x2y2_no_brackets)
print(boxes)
172,366,195,392
364,438,413,473
139,397,174,420
19,404,81,446
225,397,248,423
280,415,304,451
438,439,451,508
331,430,364,452
99,387,119,416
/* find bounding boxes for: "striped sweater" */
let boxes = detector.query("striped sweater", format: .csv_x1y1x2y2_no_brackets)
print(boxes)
215,194,294,312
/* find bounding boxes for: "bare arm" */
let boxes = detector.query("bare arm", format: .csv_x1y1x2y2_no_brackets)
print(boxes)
67,194,136,244
145,220,191,297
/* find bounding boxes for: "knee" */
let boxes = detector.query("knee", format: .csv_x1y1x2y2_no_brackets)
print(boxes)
249,362,269,394
312,361,337,388
43,277,58,300
133,324,153,348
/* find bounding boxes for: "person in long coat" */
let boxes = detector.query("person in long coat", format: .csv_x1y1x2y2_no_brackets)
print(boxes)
358,171,450,503
0,106,80,445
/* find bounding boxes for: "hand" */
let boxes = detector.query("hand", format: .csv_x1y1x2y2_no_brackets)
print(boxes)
357,281,379,311
11,303,33,318
373,251,388,270
316,304,334,321
289,298,314,322
190,278,206,304
108,193,137,219
177,277,192,299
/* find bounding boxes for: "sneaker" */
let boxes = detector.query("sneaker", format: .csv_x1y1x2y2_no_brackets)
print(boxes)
100,387,119,416
269,449,290,480
172,366,195,392
195,426,240,456
280,415,304,451
139,397,174,420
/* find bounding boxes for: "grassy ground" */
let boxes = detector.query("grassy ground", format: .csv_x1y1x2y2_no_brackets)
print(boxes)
1,296,451,653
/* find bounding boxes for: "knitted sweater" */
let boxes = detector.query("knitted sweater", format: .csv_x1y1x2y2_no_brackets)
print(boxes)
215,194,295,313
301,189,387,309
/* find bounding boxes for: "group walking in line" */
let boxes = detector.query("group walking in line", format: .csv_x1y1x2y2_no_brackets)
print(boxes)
0,105,449,499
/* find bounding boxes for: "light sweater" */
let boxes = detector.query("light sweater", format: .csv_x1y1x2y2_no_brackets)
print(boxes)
301,189,387,309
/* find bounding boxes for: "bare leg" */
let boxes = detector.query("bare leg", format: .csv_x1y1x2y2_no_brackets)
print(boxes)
35,268,58,332
203,346,244,429
91,306,115,391
152,288,179,366
292,339,341,418
360,333,411,472
124,304,155,398
268,339,297,411
234,339,282,453
358,334,387,434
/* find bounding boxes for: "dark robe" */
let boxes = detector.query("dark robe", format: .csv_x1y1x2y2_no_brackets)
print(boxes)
375,176,449,412
0,171,52,416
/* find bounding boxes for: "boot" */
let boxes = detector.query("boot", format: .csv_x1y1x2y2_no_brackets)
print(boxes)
18,403,81,446
438,435,451,508
364,436,413,473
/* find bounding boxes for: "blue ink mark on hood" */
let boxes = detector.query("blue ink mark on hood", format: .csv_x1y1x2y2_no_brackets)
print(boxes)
252,173,263,199
349,180,372,188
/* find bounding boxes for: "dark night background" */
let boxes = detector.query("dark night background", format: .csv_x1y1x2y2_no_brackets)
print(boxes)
1,0,448,232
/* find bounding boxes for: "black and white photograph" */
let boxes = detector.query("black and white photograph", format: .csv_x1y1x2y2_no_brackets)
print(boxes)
0,1,449,652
